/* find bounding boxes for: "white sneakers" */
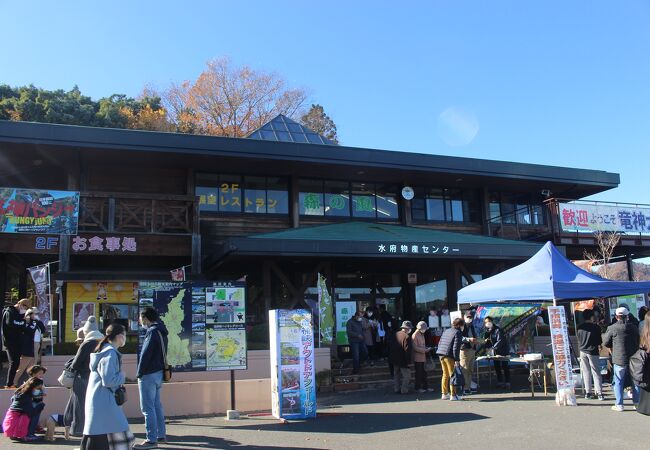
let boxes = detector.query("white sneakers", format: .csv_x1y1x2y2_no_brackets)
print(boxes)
611,405,624,412
441,393,450,400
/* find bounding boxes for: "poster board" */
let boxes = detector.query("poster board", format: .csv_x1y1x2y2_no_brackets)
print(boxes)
138,281,247,372
335,301,356,345
269,309,316,420
0,187,79,234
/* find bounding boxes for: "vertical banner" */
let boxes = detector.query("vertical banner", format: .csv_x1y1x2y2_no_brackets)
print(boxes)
269,309,316,420
28,264,50,325
548,306,576,404
317,274,334,346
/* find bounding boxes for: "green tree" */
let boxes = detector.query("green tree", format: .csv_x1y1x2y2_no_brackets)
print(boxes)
300,104,339,144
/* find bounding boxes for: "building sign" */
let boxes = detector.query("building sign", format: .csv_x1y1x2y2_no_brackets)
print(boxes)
548,306,574,394
376,243,460,255
72,236,137,253
138,281,247,372
0,187,79,235
269,309,316,420
559,202,650,235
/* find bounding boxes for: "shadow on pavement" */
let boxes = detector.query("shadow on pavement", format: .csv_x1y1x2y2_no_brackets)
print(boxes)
156,434,319,450
213,412,488,434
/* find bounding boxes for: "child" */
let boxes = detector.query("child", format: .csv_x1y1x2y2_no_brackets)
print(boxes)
5,377,45,441
27,365,47,432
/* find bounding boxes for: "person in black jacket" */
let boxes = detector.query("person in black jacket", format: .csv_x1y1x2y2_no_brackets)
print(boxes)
436,318,464,400
2,299,30,388
577,309,604,400
9,377,45,441
135,307,169,449
483,316,511,389
604,306,640,412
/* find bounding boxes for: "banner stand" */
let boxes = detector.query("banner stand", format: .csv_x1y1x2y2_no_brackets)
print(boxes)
225,369,240,420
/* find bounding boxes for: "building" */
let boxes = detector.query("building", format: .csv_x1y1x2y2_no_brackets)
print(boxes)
1,117,648,348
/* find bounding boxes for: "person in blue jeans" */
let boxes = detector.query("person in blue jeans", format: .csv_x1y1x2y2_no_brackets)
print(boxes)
134,307,169,449
604,306,640,412
346,311,368,374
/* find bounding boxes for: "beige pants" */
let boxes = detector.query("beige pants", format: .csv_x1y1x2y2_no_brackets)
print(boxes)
393,367,411,394
14,356,34,385
460,349,476,390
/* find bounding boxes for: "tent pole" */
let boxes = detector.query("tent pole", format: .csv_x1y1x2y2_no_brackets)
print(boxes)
553,298,557,306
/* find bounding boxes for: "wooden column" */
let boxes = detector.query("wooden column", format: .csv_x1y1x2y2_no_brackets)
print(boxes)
626,255,635,281
481,187,490,236
448,262,461,311
263,261,272,320
191,194,202,275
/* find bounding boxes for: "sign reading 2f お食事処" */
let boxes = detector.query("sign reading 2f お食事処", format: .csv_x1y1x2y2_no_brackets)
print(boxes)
0,187,79,235
559,202,650,235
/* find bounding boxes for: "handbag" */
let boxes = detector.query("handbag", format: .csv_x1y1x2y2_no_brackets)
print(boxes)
114,386,127,406
57,358,76,388
451,365,465,388
157,330,172,382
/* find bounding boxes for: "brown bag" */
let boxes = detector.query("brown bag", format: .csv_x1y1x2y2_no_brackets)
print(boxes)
157,330,172,382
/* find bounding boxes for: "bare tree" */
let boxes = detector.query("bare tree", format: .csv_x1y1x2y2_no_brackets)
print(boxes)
583,231,621,279
158,57,308,137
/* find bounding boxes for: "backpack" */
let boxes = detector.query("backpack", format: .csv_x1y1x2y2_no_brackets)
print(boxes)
629,348,650,389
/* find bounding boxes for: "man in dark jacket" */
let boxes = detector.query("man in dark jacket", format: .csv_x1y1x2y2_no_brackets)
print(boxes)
346,311,367,374
135,307,169,449
2,298,30,388
437,318,464,400
483,316,511,389
604,306,640,412
389,321,413,394
460,311,478,395
577,309,604,400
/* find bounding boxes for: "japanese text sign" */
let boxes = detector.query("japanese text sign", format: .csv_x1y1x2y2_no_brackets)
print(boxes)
559,202,650,235
0,187,79,235
548,306,574,390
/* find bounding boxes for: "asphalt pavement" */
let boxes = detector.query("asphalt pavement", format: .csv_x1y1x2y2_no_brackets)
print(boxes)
1,383,648,450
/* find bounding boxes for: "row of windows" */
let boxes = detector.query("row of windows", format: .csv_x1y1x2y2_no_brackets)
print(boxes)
298,180,399,219
489,192,546,225
197,175,289,214
195,174,546,226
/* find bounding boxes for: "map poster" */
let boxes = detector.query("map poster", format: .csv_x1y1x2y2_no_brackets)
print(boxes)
269,309,317,420
138,280,247,372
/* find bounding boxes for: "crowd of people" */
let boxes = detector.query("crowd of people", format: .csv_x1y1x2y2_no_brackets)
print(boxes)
346,306,511,399
1,300,169,449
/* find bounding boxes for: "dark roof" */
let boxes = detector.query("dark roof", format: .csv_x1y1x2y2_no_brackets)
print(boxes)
247,114,335,145
0,120,619,192
220,222,543,259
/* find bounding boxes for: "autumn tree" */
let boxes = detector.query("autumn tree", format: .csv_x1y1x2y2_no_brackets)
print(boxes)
300,104,338,144
159,57,308,137
583,231,621,279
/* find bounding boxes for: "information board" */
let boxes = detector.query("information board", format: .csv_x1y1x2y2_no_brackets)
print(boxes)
138,281,247,372
269,309,316,419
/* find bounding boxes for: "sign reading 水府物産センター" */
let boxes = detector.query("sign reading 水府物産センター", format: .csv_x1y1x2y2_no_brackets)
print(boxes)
0,187,79,234
559,202,650,235
269,309,316,420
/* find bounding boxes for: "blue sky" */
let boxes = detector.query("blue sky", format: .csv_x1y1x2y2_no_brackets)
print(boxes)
2,1,649,205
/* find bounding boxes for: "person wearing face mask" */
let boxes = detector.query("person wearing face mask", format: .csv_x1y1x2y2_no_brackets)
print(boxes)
2,298,30,388
460,311,478,395
390,321,413,394
436,318,464,400
81,323,134,450
412,321,433,393
483,316,511,389
13,309,38,386
363,307,378,366
64,316,103,437
346,311,368,374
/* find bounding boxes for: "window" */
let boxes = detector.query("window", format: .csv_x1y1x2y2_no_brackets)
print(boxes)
488,192,546,226
324,181,350,217
197,174,289,214
299,179,399,220
351,183,376,218
413,187,480,223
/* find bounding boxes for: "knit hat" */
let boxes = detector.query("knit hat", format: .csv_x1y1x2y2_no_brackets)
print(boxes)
82,316,99,334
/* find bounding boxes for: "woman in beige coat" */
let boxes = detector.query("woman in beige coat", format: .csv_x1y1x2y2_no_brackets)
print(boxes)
412,321,433,393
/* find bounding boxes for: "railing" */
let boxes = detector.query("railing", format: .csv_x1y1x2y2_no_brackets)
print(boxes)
78,192,197,234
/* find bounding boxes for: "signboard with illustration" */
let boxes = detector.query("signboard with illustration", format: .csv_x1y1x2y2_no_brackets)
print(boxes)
138,281,247,372
559,202,650,235
269,309,316,420
0,187,79,234
472,303,543,355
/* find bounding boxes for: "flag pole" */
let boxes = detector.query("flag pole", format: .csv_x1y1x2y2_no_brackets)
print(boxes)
46,262,54,356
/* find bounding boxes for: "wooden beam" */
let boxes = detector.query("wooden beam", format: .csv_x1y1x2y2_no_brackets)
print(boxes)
269,261,299,297
290,262,327,308
457,262,476,284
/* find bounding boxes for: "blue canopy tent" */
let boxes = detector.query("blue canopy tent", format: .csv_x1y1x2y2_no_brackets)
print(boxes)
458,241,650,305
